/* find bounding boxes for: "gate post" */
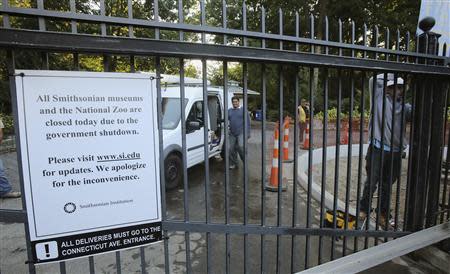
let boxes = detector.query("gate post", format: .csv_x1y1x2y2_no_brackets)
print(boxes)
406,17,445,231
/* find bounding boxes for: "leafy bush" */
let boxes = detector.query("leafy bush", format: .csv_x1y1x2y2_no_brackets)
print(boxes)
0,113,14,134
314,107,370,121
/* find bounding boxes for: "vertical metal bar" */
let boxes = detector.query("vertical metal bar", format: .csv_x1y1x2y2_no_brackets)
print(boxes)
325,16,329,55
351,20,355,58
178,0,184,40
396,29,400,62
223,61,231,274
343,71,355,255
317,68,327,265
374,26,379,59
384,74,398,236
154,0,159,39
310,14,314,53
201,58,211,274
307,67,315,266
331,69,342,260
37,0,45,31
242,1,247,47
128,0,134,37
69,0,77,33
261,7,266,49
279,8,283,50
130,55,135,72
260,64,267,274
426,79,446,228
295,12,300,52
155,57,169,274
364,71,377,249
363,24,367,59
100,0,106,36
73,53,79,70
374,73,388,245
2,0,10,28
89,256,95,274
338,18,342,56
41,52,49,70
200,0,206,43
7,50,36,274
276,65,283,274
404,79,418,231
291,66,300,274
180,59,191,273
385,28,390,61
405,31,410,62
243,62,249,274
354,71,366,253
115,252,122,274
374,72,389,245
261,7,266,48
394,75,407,231
222,0,227,44
59,262,66,274
415,35,420,64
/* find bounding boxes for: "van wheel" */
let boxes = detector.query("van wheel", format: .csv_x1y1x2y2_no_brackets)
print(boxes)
165,153,182,190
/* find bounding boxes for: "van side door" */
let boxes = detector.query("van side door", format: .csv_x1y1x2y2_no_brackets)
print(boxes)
186,101,205,166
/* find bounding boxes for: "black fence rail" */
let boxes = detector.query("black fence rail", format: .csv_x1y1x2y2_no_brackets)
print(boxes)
0,1,449,273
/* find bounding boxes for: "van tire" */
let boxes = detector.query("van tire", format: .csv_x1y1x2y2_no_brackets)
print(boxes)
164,153,182,190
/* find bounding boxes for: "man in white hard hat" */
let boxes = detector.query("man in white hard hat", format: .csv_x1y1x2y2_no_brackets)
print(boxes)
359,73,411,229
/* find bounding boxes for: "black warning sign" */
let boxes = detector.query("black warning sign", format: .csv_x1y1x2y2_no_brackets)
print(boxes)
31,222,162,264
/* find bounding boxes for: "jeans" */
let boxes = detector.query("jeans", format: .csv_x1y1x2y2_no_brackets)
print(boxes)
229,133,244,166
0,158,12,196
359,144,401,217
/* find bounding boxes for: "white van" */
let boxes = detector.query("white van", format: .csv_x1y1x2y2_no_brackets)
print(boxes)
161,81,231,190
153,73,259,190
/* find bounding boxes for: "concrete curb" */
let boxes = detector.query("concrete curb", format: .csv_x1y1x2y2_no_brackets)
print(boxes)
296,144,370,216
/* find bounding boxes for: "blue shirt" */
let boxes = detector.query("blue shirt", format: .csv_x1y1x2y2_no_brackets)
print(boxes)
228,107,250,137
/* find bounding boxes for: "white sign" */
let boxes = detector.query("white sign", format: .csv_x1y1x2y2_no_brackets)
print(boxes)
15,70,162,264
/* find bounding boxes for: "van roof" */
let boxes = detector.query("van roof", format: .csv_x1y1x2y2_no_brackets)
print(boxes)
140,72,260,97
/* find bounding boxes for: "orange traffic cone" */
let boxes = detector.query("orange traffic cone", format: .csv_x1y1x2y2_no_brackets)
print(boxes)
266,122,287,192
303,123,310,150
283,116,293,163
341,122,349,145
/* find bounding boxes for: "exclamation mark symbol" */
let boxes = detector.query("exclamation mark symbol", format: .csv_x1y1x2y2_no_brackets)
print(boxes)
44,244,50,258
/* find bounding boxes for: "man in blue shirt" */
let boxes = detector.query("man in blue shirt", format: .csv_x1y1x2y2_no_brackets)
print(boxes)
228,96,250,169
359,73,411,229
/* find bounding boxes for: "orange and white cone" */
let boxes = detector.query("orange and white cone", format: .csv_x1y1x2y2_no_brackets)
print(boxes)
266,122,287,192
283,117,293,163
341,122,349,145
303,123,310,150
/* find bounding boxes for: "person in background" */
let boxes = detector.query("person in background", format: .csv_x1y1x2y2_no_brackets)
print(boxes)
0,118,21,198
298,99,309,148
359,73,411,229
228,96,251,169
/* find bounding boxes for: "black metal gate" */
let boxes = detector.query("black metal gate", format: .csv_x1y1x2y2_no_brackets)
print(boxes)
0,1,449,273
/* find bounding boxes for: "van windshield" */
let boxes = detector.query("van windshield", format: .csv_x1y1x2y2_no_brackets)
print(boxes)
162,98,188,129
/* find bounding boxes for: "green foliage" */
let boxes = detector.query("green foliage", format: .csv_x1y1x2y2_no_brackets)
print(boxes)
0,0,422,123
314,106,370,121
0,113,14,135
